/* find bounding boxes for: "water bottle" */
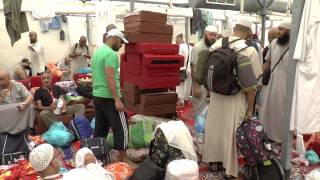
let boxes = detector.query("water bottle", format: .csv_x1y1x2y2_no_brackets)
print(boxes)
53,98,64,115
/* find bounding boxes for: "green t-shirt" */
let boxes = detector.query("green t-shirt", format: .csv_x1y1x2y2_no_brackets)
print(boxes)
92,45,120,98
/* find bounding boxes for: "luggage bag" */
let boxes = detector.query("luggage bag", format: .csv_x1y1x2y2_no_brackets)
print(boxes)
123,92,140,105
80,137,111,165
124,73,180,89
126,54,184,69
125,101,176,116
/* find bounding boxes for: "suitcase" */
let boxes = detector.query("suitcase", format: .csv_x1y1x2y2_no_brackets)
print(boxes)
125,32,172,44
126,54,184,69
123,92,140,105
123,81,173,94
120,53,125,88
125,43,179,55
140,92,178,107
125,101,176,116
125,22,173,35
124,73,180,89
124,11,167,25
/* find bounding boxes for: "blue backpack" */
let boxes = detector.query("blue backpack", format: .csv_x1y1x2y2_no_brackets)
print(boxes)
69,116,93,140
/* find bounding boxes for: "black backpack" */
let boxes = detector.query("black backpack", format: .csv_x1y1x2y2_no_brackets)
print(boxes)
0,130,30,165
80,137,111,165
204,37,245,95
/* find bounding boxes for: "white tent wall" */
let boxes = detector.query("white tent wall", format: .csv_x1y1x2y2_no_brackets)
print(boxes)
0,12,72,75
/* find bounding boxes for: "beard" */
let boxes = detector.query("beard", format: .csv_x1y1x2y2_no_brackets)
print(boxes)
30,39,36,44
277,32,290,46
204,36,216,47
111,45,120,52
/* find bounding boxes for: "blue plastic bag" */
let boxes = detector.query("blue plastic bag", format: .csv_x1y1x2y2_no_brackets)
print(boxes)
42,122,75,147
195,106,208,134
305,150,320,165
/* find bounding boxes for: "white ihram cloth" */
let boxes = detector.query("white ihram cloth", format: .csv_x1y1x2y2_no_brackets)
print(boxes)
290,0,320,134
155,121,198,161
29,41,45,76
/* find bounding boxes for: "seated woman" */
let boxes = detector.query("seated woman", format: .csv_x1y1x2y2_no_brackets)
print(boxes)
0,69,34,134
34,71,85,129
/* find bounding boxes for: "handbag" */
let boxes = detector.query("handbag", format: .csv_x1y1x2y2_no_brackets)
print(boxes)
180,45,190,82
80,137,111,165
262,48,289,85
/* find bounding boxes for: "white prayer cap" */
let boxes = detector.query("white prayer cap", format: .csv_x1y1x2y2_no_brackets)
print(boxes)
29,144,54,172
75,147,96,168
235,18,252,29
205,25,218,33
279,20,291,30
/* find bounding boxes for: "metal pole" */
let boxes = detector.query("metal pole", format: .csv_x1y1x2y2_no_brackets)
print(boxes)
86,14,91,50
281,0,305,179
185,18,189,43
130,0,135,13
261,14,266,47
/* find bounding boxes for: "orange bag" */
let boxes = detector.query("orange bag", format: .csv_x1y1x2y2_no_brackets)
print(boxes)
105,162,133,180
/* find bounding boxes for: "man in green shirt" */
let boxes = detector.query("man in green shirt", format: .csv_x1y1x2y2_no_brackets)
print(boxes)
91,29,133,165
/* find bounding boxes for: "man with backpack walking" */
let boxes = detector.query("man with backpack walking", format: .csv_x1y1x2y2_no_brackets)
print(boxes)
69,36,91,80
202,19,262,178
190,25,218,117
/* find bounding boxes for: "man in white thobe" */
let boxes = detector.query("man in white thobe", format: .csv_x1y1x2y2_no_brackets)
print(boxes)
28,31,45,76
190,25,218,117
261,21,291,143
175,33,192,107
203,19,262,178
69,36,91,80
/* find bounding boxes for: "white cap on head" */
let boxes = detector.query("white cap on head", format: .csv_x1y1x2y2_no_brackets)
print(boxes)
29,144,54,172
279,20,291,30
205,25,218,33
235,18,252,29
107,29,129,44
75,147,96,168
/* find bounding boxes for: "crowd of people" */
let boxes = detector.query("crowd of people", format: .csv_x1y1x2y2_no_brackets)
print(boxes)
0,16,293,179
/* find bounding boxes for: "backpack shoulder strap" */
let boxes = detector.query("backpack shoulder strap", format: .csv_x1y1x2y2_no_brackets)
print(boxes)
222,37,229,48
74,43,78,54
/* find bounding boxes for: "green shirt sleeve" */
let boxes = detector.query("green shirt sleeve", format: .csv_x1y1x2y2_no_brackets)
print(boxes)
104,52,118,69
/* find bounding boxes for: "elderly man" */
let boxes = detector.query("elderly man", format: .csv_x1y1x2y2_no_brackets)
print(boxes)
13,58,32,80
203,19,262,178
190,25,218,117
261,21,291,143
34,71,85,128
0,69,34,134
69,36,91,80
57,57,71,81
29,144,114,180
28,31,46,76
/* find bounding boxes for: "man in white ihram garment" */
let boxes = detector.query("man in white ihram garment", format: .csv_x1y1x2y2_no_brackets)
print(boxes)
190,25,218,117
203,18,262,178
261,21,291,143
28,31,46,76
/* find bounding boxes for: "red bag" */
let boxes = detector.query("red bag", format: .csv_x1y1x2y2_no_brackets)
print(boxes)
105,162,134,180
125,43,179,55
126,54,184,68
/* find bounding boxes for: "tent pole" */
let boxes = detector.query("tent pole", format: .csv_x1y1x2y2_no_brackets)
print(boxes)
185,18,189,43
281,0,305,179
130,0,135,13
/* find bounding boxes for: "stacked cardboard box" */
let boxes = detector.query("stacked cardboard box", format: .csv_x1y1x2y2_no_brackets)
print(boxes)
121,11,183,116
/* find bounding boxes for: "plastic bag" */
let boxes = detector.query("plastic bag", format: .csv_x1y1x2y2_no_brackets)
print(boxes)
42,122,75,147
194,106,208,134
